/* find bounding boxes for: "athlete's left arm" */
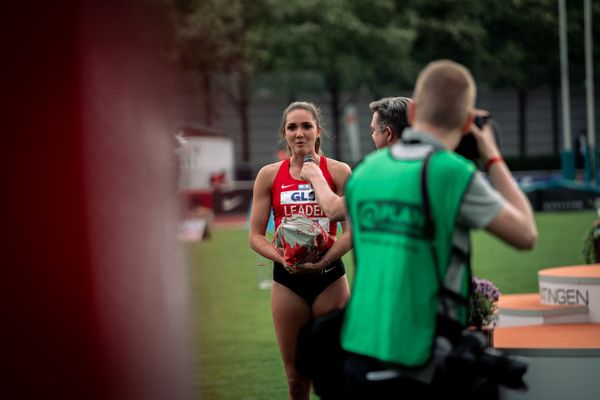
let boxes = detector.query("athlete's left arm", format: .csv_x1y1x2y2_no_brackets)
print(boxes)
293,160,352,273
329,159,352,259
301,161,346,222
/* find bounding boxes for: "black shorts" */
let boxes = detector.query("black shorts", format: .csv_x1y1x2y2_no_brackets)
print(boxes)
273,259,345,306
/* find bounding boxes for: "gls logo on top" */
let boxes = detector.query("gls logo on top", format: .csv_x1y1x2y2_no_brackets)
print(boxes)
280,189,315,204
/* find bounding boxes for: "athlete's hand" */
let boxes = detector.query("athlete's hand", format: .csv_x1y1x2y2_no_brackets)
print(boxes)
274,246,286,267
300,161,323,183
294,256,329,274
292,262,320,274
284,263,298,274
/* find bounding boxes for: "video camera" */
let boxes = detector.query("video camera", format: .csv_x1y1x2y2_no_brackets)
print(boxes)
455,114,502,169
443,329,528,392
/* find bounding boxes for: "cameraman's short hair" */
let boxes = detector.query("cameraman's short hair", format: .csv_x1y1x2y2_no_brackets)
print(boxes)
369,97,411,139
413,60,476,131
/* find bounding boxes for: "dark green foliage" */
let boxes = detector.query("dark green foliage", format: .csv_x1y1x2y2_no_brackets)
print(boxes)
163,0,600,162
581,223,600,264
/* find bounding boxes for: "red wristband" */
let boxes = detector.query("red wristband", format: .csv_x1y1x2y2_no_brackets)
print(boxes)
485,156,503,171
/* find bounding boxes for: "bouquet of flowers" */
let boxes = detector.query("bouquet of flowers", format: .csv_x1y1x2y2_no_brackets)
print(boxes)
468,277,500,328
274,214,335,266
582,220,600,264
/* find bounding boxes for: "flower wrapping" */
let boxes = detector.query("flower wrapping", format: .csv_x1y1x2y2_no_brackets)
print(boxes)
274,215,335,266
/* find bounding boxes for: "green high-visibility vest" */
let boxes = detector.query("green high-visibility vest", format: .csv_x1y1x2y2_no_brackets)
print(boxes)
342,145,475,367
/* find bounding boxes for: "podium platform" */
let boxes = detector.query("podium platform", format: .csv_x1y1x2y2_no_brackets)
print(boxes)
495,265,600,399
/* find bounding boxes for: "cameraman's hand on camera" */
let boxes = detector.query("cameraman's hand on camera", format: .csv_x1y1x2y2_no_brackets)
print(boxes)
469,110,501,166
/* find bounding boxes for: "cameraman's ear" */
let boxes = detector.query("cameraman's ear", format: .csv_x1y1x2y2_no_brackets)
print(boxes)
461,111,475,134
407,101,416,125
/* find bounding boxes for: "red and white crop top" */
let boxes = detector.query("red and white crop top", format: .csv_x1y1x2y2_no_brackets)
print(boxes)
271,156,338,236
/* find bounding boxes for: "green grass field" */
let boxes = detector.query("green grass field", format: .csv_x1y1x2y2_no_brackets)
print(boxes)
189,211,596,399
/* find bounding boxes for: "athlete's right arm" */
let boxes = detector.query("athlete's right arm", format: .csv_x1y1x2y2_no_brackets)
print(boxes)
300,160,346,222
249,164,286,264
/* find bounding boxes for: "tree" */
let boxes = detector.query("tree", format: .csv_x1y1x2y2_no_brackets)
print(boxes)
400,0,488,73
478,0,560,157
265,0,415,159
161,0,592,165
168,0,273,162
152,0,225,126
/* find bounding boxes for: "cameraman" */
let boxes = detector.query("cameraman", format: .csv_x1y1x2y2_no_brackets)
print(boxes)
340,59,537,399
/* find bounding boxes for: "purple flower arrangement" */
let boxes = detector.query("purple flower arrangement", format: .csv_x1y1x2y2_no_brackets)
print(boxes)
468,277,500,328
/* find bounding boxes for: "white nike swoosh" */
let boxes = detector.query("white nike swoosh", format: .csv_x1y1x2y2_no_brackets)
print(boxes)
323,265,337,274
281,184,295,189
222,196,244,211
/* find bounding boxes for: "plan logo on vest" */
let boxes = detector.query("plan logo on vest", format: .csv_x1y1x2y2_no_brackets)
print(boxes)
357,200,425,238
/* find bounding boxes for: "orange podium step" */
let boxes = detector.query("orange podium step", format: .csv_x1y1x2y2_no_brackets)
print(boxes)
490,265,600,399
494,324,600,400
494,323,600,350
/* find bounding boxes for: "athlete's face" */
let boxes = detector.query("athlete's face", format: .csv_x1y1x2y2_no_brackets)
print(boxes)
284,109,320,155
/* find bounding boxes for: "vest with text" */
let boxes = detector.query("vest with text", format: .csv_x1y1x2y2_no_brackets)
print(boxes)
341,146,475,367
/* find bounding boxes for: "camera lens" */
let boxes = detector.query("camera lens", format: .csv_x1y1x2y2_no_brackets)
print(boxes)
455,115,501,169
474,114,491,129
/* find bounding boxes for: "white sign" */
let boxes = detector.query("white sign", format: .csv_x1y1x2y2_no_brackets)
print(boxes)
177,136,234,191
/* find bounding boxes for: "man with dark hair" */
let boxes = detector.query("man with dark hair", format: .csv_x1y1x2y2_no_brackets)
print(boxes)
369,97,411,149
300,97,411,222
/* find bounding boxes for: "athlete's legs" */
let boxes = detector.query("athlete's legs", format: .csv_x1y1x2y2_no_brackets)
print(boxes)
312,275,350,317
272,282,313,400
